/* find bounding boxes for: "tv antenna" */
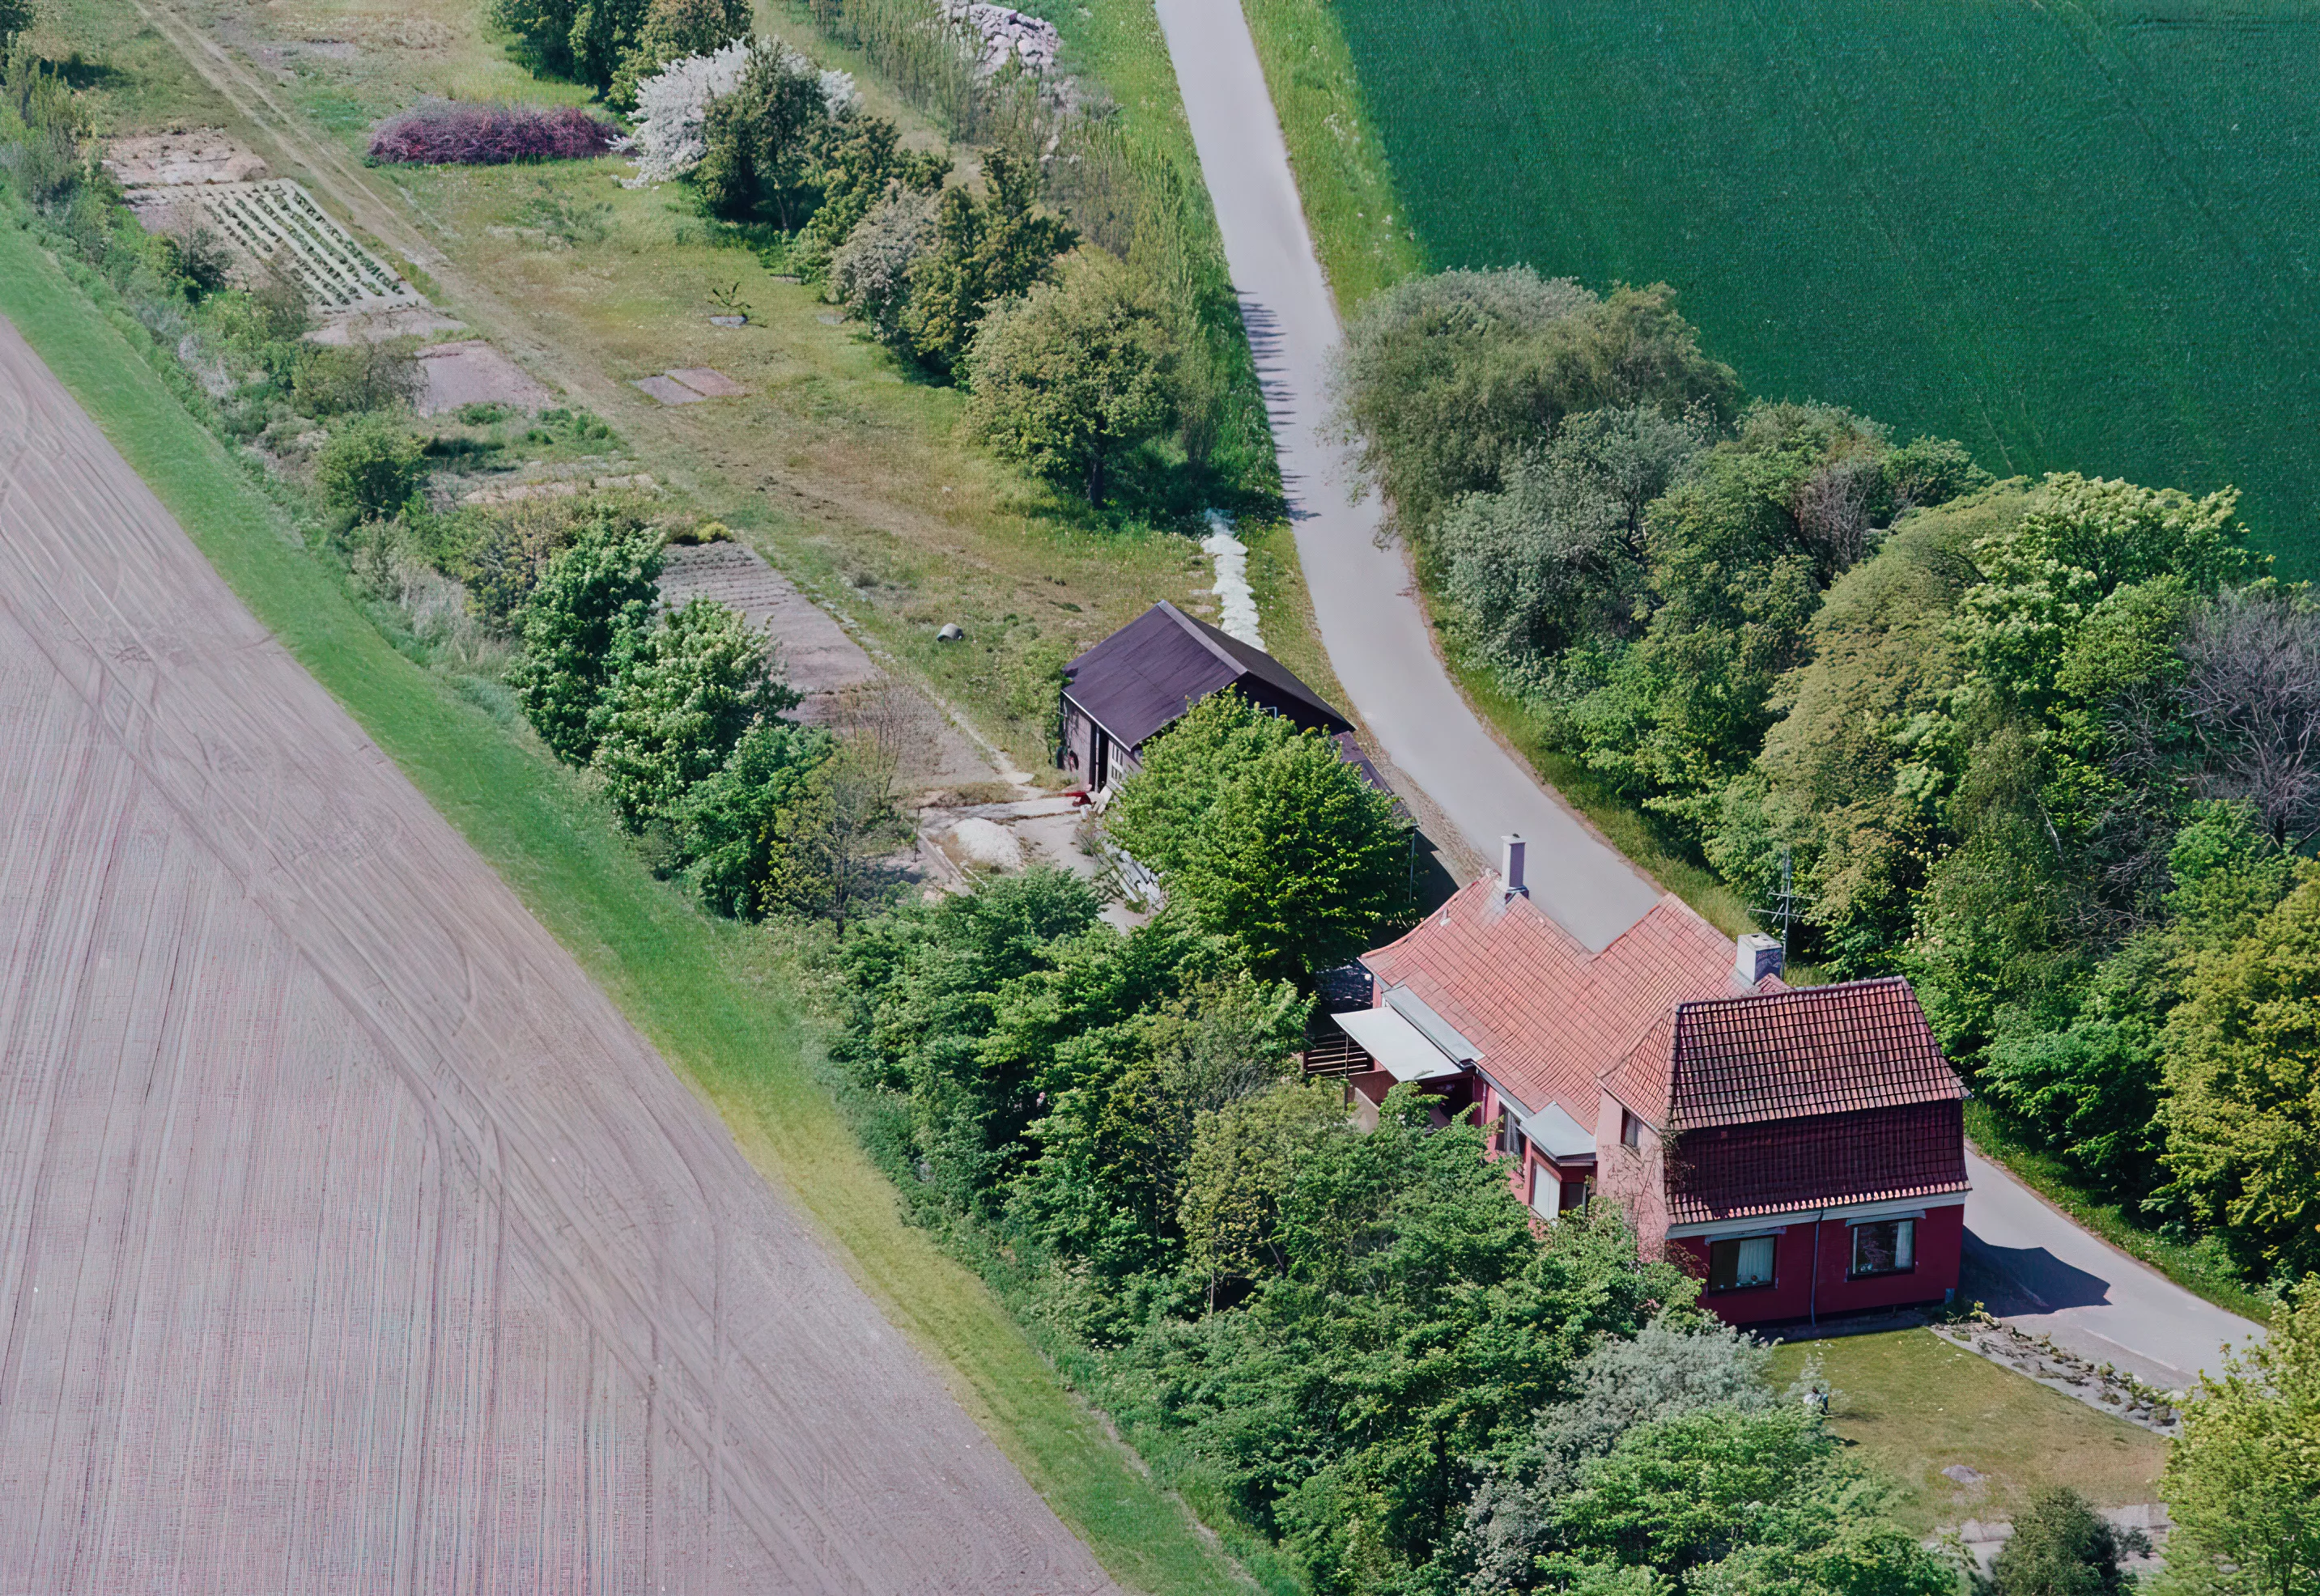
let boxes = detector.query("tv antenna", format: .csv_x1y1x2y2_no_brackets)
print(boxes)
1763,848,1800,954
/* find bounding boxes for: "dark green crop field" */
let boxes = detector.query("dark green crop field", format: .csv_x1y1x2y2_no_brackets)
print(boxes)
1333,0,2320,570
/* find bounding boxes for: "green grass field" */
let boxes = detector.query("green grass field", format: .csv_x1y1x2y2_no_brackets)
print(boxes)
1323,0,2320,571
0,214,1255,1596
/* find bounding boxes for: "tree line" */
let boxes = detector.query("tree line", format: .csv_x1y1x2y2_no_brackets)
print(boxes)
1334,265,2320,1293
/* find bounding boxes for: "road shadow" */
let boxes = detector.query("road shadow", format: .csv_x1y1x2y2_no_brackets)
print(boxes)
1963,1232,2114,1314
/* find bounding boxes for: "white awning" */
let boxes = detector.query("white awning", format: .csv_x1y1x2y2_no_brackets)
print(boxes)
1515,1101,1597,1161
1331,1006,1468,1082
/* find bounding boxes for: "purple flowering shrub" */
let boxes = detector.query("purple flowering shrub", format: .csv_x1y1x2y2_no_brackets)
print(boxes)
369,101,621,165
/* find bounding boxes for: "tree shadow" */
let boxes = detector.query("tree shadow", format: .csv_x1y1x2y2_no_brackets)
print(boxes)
42,53,123,90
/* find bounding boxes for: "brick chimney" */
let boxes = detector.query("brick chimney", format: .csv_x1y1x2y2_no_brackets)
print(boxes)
1501,834,1528,901
1735,932,1784,989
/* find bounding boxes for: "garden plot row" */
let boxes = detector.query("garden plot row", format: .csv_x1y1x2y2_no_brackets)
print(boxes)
172,179,422,313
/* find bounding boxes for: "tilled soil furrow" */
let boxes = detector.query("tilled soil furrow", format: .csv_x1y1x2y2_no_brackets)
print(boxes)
0,310,1120,1594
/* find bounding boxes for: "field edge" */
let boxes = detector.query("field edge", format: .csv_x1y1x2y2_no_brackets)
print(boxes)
0,209,1256,1596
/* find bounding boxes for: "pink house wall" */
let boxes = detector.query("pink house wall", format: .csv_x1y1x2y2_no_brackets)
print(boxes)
1665,1203,1965,1327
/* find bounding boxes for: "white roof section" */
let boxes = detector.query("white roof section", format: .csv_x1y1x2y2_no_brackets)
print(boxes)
1383,984,1482,1063
1331,1006,1468,1082
1516,1101,1597,1161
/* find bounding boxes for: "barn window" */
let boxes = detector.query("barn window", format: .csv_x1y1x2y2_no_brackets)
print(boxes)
1707,1234,1776,1292
1850,1219,1916,1278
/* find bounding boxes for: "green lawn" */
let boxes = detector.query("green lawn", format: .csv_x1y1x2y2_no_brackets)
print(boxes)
1319,0,2320,573
0,214,1253,1596
1765,1329,2169,1534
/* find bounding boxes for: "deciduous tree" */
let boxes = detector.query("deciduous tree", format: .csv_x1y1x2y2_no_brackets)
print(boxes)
508,511,664,764
965,260,1175,505
591,596,792,830
2161,1277,2320,1596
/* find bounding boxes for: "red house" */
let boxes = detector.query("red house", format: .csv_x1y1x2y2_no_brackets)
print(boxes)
1329,838,1968,1327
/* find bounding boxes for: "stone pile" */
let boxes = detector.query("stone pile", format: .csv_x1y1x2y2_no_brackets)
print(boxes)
940,0,1062,75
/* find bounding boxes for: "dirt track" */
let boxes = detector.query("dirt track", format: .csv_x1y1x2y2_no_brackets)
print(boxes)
0,316,1117,1593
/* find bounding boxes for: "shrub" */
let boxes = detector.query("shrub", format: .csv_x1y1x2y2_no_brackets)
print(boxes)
292,337,421,416
625,40,752,185
368,100,621,165
1336,268,1738,533
0,41,88,203
509,511,665,764
314,414,426,522
828,186,937,340
965,259,1176,506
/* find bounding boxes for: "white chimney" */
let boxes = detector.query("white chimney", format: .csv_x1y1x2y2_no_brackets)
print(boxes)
1500,834,1528,900
1736,932,1784,988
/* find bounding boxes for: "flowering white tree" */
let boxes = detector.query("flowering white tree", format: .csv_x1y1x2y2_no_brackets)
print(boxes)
626,40,858,188
626,38,752,185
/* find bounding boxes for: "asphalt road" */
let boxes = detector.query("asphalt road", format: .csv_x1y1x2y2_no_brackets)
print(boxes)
1151,0,1660,952
1963,1149,2266,1390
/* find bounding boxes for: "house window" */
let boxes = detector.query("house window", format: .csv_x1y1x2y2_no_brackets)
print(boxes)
1620,1109,1642,1148
1528,1165,1555,1221
1501,1115,1527,1160
1707,1234,1776,1292
1850,1219,1917,1278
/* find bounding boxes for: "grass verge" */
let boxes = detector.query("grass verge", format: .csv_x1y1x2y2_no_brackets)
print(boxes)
1235,0,1422,310
1765,1329,2168,1535
0,211,1252,1596
1964,1101,2271,1325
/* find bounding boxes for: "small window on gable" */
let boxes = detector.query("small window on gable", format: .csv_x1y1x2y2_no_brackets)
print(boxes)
1850,1219,1917,1278
1707,1234,1775,1292
1620,1108,1642,1148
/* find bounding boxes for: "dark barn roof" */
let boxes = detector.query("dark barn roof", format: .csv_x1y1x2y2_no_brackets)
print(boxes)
1063,601,1351,750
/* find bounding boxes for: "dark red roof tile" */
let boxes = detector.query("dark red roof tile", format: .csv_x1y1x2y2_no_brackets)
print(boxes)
1667,1100,1969,1224
1668,978,1961,1131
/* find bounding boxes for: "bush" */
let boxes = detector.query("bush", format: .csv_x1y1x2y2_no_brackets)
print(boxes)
314,414,426,522
828,186,937,341
292,337,421,416
0,41,87,203
1335,268,1738,533
671,717,834,917
591,596,794,830
509,511,665,764
369,100,622,165
965,259,1176,505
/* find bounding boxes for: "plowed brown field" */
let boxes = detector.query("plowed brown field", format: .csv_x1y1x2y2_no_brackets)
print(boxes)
0,314,1117,1594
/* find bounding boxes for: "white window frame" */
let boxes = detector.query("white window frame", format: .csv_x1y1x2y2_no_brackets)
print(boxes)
1706,1232,1778,1293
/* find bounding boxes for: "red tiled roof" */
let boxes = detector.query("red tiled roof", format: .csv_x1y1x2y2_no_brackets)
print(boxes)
1361,880,1744,1118
1665,977,1961,1131
1665,1100,1969,1224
